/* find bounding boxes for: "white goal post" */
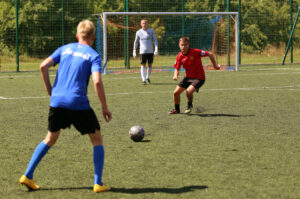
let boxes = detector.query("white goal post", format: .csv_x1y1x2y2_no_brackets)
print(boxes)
97,12,239,72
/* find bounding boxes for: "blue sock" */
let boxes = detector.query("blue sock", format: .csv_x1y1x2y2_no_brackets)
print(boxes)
93,145,104,185
25,141,50,179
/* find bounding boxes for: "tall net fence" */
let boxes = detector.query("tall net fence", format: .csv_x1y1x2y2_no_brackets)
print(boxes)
0,0,299,72
0,0,95,71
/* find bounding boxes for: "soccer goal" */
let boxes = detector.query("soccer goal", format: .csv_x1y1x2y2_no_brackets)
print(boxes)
94,12,239,73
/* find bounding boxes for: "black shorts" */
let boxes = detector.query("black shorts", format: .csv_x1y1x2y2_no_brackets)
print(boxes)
140,53,154,64
48,107,100,135
178,77,205,92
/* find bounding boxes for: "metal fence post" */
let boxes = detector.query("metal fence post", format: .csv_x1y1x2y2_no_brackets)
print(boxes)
226,0,230,66
124,0,130,69
62,0,65,45
15,0,19,72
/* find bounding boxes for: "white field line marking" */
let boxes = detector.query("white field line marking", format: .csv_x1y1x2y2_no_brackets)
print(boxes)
0,96,48,100
242,68,300,72
238,72,300,76
1,70,300,79
1,85,299,100
0,74,56,79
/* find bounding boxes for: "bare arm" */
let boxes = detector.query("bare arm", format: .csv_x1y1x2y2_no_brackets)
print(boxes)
173,68,180,81
40,57,55,96
208,52,221,70
92,71,112,122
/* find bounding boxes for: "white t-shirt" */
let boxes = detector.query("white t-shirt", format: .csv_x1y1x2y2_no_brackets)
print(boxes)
133,28,158,54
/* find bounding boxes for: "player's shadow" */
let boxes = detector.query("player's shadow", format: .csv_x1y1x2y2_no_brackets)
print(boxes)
188,113,255,117
150,82,177,85
36,185,208,194
110,185,208,194
30,187,93,192
141,139,151,142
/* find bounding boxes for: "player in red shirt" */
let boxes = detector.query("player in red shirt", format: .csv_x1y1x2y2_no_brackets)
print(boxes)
169,37,220,114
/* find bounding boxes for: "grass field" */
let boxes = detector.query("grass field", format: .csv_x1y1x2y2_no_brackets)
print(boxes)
0,64,300,199
1,48,300,71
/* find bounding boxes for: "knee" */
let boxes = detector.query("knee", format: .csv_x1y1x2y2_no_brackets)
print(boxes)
89,130,103,146
173,90,180,97
186,90,192,96
43,137,57,147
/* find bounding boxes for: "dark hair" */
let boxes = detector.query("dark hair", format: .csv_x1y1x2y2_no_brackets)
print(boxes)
179,36,190,43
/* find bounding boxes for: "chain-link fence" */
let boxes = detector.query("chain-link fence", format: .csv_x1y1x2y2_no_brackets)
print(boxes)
0,0,299,72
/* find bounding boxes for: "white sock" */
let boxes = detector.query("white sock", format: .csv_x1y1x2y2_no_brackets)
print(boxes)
141,66,146,82
146,67,152,79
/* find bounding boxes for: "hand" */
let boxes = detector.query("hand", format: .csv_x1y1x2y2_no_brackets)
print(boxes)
102,108,112,122
173,75,178,81
154,46,158,56
133,50,136,58
215,64,221,70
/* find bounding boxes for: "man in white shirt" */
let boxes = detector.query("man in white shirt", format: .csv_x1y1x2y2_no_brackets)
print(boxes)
133,19,158,85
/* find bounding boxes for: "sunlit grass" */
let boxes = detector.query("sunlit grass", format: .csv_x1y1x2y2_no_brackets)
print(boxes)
1,48,299,72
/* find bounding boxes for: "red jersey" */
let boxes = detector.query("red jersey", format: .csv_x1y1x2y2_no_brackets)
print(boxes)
173,48,209,80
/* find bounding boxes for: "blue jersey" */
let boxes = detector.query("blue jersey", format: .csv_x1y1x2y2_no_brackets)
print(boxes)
50,43,102,110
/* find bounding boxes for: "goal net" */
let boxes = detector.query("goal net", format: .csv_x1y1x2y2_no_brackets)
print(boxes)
95,12,239,73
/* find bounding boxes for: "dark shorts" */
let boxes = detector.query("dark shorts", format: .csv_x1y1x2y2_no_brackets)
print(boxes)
48,107,100,135
178,77,205,92
140,53,154,64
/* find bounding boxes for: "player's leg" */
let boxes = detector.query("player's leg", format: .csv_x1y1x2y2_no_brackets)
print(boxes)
89,129,104,187
89,130,110,193
170,77,190,114
146,63,152,84
75,108,109,193
20,131,60,190
20,107,64,190
184,79,205,114
169,86,186,114
185,86,196,114
146,54,154,84
140,54,147,84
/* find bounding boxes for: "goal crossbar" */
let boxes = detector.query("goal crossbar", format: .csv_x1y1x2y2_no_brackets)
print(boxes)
95,12,239,72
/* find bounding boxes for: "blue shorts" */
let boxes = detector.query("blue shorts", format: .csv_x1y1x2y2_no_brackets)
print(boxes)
48,107,100,135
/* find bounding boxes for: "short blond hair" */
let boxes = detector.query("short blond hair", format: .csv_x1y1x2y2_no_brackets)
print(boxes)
77,20,95,40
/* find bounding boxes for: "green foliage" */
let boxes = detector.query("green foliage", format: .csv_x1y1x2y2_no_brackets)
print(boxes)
240,0,291,53
0,1,16,55
94,0,124,13
0,0,300,57
241,24,268,53
151,18,166,41
129,0,185,12
0,0,95,58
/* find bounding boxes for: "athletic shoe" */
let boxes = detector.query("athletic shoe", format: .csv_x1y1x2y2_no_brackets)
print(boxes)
142,81,147,85
169,109,180,114
184,105,193,114
93,184,111,193
19,175,40,190
147,78,151,84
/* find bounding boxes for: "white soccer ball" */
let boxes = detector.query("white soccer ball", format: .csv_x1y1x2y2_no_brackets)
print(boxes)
129,126,145,142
